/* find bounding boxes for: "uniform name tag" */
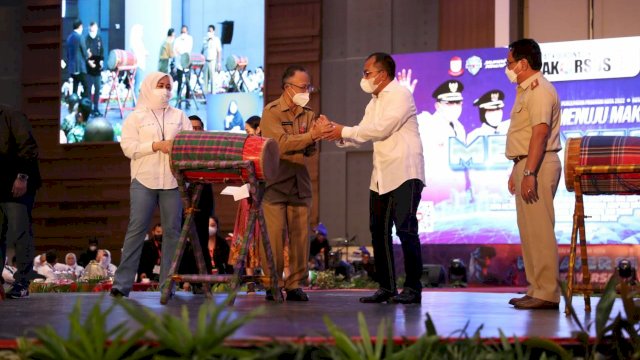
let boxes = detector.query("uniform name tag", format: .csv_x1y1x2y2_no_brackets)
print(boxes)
281,121,293,126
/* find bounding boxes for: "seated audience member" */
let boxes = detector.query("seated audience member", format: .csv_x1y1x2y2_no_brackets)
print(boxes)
244,115,261,135
3,256,17,285
208,217,232,274
309,223,331,270
97,249,117,276
138,224,163,282
37,250,59,282
354,252,377,282
65,253,84,278
78,237,99,267
61,97,92,143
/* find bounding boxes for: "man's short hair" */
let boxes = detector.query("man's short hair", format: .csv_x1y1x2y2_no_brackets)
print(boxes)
188,115,204,128
509,38,542,71
89,21,97,28
45,249,57,264
366,52,396,80
72,19,82,30
208,24,215,31
281,65,308,89
78,98,92,120
167,28,175,37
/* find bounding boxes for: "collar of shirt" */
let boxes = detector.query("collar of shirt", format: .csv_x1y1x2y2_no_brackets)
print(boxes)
370,79,399,99
518,71,542,91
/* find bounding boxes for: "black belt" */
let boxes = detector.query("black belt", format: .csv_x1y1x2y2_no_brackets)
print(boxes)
512,150,560,165
512,155,527,164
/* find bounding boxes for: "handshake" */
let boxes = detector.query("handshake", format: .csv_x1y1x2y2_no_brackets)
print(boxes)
310,114,343,142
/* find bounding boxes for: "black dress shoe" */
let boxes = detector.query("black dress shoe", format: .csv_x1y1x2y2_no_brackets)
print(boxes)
110,288,126,298
286,288,309,302
359,289,397,303
389,288,422,304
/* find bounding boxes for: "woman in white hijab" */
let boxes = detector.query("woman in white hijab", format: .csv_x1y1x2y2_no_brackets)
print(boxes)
111,72,192,297
65,253,84,278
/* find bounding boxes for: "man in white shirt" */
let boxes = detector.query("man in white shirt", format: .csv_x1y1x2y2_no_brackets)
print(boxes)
201,24,222,94
323,52,425,304
173,25,194,106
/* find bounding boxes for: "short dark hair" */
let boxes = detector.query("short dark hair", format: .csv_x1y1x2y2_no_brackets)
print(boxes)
89,21,97,28
188,115,204,128
208,24,215,31
73,19,82,30
509,38,542,71
245,115,261,130
366,52,396,80
46,249,57,264
281,64,308,89
78,98,92,120
181,25,188,31
167,28,174,37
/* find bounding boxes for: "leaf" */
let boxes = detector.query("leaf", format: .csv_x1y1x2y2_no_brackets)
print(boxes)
595,276,619,338
523,337,572,360
425,313,438,337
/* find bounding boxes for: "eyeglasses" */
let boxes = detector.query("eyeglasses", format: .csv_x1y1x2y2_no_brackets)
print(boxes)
286,83,316,93
362,69,383,78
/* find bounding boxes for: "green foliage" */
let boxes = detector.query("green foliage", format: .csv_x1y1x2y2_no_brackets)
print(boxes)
16,296,154,360
118,292,264,359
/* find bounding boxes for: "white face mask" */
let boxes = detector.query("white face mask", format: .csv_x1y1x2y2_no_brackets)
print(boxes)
152,88,171,107
208,226,217,236
360,77,377,94
292,92,310,107
89,31,98,39
505,62,520,83
484,109,503,127
89,245,97,251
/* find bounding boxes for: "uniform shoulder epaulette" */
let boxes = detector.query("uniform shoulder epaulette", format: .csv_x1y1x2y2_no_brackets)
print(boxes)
531,79,539,90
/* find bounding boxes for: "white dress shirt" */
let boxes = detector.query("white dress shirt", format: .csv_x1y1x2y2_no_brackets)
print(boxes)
121,107,193,189
173,33,194,70
340,79,425,194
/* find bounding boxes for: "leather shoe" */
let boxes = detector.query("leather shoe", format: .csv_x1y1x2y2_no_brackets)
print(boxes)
110,288,127,298
390,288,422,304
508,294,532,305
265,288,282,301
514,297,559,310
359,289,397,303
286,288,309,302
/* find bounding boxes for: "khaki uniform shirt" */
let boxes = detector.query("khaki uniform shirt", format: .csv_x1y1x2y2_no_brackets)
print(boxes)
261,95,317,201
506,72,562,158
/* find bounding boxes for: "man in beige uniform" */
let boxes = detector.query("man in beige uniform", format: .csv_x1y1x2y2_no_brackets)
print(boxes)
505,39,562,310
260,65,332,301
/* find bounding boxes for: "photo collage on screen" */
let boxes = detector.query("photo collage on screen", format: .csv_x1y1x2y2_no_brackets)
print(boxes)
59,0,265,144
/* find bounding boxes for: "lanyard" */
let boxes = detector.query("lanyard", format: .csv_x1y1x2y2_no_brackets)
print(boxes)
151,109,166,140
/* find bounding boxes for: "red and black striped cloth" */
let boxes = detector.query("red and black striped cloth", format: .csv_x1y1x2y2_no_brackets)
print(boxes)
578,136,640,195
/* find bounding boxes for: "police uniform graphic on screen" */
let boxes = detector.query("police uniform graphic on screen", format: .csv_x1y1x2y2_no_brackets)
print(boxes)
417,79,468,204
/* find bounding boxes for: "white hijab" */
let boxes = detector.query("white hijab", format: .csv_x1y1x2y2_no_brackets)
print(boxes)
136,72,172,111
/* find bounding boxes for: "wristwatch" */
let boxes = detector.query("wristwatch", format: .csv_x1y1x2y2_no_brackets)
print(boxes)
17,173,29,181
523,169,536,177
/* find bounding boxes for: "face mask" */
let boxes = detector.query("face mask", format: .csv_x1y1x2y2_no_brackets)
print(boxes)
89,31,97,39
505,62,520,83
152,88,171,107
292,92,310,107
89,245,97,251
360,77,377,94
208,227,217,236
154,235,163,242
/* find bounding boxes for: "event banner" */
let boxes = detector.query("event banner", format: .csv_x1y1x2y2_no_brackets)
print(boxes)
393,36,640,245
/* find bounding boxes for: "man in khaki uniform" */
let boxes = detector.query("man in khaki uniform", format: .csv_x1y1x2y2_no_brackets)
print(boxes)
260,65,332,301
504,39,562,310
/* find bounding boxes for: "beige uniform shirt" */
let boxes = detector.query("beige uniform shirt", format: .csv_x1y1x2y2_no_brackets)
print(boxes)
506,72,562,158
261,95,317,200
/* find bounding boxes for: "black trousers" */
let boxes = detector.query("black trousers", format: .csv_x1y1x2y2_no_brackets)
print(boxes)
370,179,424,292
176,68,191,100
85,74,101,112
193,184,215,274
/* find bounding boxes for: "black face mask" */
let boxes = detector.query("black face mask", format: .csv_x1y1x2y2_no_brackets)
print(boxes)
154,235,163,243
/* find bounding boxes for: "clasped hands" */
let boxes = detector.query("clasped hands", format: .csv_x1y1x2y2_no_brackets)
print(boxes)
310,115,344,141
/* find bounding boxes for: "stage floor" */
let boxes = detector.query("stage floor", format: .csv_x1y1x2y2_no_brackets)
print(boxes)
0,289,619,344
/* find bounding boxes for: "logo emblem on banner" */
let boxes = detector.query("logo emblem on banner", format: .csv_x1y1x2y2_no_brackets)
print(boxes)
465,55,483,76
448,56,464,76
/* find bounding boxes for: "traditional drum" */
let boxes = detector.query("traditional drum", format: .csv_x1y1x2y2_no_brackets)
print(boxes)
107,49,137,70
170,131,280,183
190,53,205,67
564,136,640,194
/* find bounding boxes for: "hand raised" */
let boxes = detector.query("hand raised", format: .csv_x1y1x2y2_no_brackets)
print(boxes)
397,68,418,93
